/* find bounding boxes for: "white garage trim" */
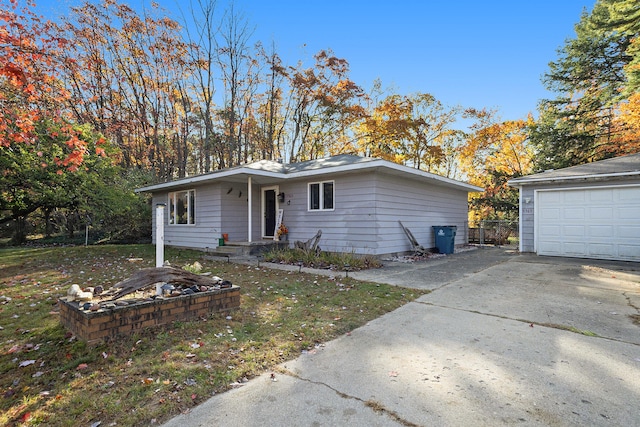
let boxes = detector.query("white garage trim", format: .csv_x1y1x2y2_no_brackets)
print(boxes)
534,184,640,262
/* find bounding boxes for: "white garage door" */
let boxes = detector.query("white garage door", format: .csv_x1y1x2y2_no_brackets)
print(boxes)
536,186,640,262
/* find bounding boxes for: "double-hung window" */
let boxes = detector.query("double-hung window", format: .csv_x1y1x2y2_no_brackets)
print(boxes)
168,189,195,225
308,181,334,211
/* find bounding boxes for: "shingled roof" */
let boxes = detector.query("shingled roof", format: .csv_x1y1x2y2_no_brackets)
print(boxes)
508,152,640,186
136,154,482,193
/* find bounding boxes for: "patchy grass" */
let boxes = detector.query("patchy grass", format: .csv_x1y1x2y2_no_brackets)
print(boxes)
262,247,383,271
536,322,599,337
0,245,425,426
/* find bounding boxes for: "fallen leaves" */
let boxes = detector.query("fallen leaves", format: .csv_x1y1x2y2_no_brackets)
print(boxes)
0,244,420,427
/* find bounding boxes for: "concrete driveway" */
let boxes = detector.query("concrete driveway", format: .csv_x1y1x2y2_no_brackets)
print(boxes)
163,247,640,427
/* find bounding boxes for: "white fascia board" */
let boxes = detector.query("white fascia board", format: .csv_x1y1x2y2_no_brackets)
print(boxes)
135,168,285,193
508,170,640,187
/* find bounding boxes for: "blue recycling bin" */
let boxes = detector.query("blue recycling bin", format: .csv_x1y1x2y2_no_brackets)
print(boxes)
432,225,457,254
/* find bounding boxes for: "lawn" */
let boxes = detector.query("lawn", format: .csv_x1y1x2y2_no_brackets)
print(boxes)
0,244,426,426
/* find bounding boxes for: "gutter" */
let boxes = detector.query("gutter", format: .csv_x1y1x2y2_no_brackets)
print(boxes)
508,170,640,187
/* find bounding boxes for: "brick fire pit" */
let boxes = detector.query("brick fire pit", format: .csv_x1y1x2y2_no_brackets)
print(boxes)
59,286,240,343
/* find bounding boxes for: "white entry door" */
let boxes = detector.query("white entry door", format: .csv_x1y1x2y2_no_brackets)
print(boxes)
536,186,640,261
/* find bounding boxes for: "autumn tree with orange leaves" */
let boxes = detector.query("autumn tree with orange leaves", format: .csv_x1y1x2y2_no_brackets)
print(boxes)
357,92,461,175
0,0,103,170
0,0,118,242
460,109,534,222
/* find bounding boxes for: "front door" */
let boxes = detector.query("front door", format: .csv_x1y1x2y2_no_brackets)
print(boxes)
262,187,278,238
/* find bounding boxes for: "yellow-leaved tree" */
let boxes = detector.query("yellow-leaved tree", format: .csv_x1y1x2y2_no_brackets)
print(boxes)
460,109,535,223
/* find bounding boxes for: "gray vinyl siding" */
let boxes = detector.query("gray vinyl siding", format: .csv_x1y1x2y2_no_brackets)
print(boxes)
274,172,378,254
152,183,224,250
374,173,469,255
152,181,266,248
218,182,260,242
149,170,472,256
279,171,469,255
519,187,535,253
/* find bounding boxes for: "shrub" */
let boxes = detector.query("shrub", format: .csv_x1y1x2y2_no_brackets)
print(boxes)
263,248,382,271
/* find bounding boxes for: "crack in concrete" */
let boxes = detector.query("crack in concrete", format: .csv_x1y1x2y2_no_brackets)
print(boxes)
624,292,640,327
417,301,640,346
276,367,421,427
623,291,640,313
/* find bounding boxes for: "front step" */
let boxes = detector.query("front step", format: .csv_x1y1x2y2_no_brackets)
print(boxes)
211,245,244,256
206,241,289,258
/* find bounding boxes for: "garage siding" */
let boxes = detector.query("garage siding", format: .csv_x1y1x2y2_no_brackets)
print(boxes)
519,187,535,253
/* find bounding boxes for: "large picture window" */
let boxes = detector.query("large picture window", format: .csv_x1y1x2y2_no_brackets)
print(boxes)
168,190,195,225
308,181,334,211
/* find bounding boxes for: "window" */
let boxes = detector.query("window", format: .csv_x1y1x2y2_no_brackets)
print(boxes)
308,181,334,211
168,190,195,225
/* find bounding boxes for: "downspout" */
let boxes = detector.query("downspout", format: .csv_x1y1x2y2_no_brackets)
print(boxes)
248,176,253,242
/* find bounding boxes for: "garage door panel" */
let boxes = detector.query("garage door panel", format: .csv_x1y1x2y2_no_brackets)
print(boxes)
565,208,585,219
589,207,613,220
618,188,639,201
588,243,615,257
588,225,612,237
589,190,613,202
619,207,640,220
563,226,585,236
540,208,560,220
538,242,562,254
565,191,585,202
619,225,640,239
537,186,640,262
562,242,588,255
539,225,561,238
619,245,640,258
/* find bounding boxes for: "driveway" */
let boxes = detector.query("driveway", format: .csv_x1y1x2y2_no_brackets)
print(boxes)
163,247,640,427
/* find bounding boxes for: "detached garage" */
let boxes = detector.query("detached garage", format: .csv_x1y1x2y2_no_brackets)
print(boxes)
508,153,640,262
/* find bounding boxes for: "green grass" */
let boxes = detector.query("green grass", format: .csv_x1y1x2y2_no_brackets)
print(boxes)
0,244,426,426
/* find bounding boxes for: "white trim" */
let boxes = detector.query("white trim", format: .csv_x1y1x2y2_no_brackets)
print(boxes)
261,185,279,238
509,170,640,186
136,166,285,193
167,189,196,226
308,180,335,212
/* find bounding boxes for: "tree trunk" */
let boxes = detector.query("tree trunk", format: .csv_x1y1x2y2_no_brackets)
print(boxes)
12,216,27,244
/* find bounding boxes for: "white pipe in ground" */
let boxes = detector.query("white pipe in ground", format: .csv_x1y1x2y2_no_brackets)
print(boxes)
155,204,166,296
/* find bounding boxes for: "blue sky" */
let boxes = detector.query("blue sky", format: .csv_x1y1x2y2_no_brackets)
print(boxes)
40,0,595,121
